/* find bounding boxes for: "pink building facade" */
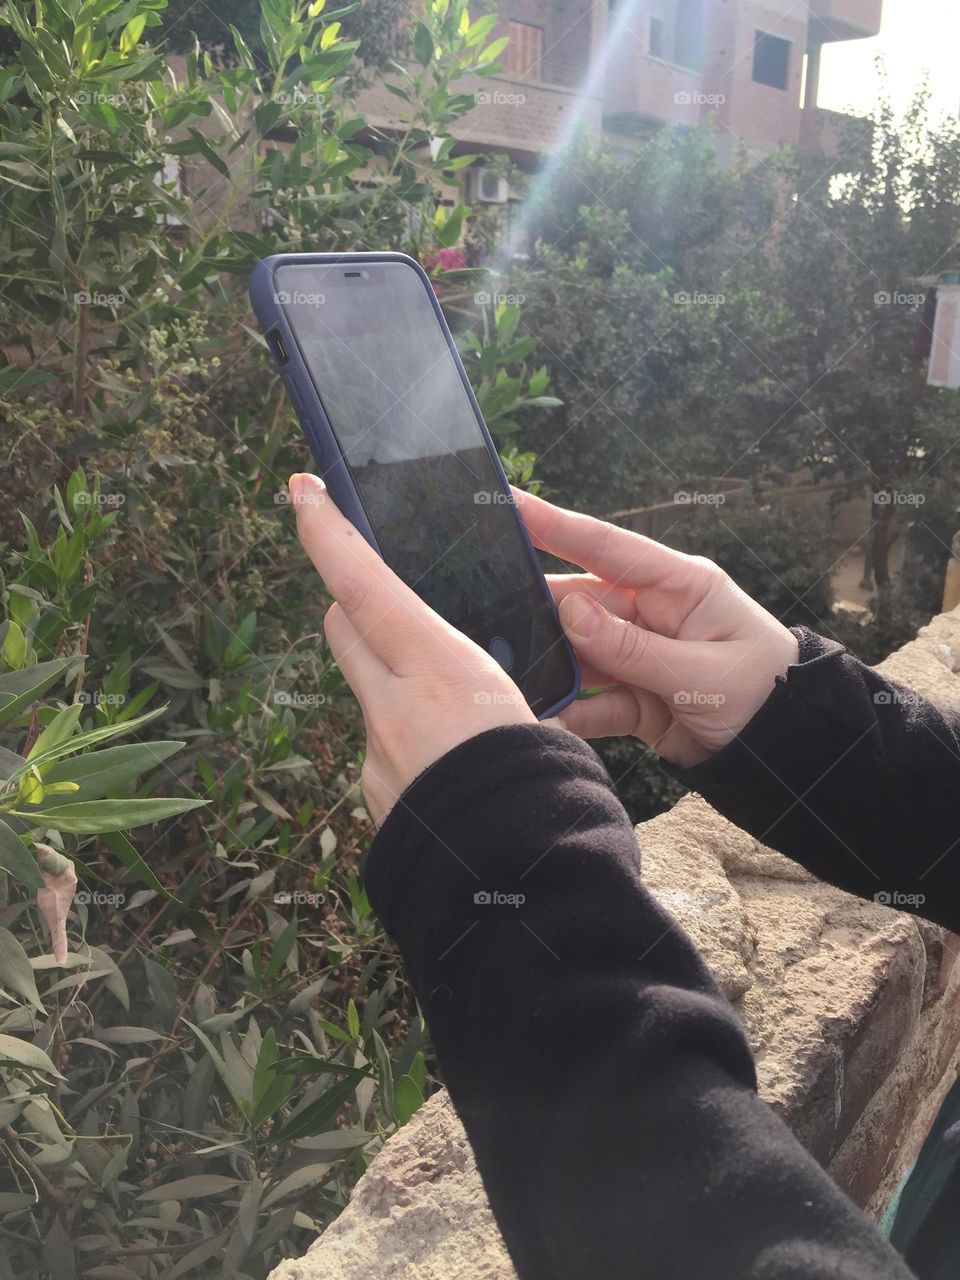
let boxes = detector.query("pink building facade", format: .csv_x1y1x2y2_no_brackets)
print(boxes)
365,0,883,163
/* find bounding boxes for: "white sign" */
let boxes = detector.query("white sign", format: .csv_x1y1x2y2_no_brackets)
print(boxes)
928,283,960,389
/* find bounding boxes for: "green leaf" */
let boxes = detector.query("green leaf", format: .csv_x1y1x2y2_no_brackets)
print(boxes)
0,818,43,889
101,830,174,899
394,1073,425,1126
0,367,53,395
119,13,146,54
434,203,466,249
223,610,256,668
496,302,521,343
0,1032,63,1077
250,1028,294,1126
10,797,207,834
0,926,44,1012
0,660,68,728
412,22,434,65
185,1021,249,1111
140,1174,242,1202
272,1074,358,1143
478,35,509,64
8,704,169,778
26,703,83,769
1,620,26,669
41,740,185,802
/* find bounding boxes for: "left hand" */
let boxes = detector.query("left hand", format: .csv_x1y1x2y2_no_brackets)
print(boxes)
289,473,536,824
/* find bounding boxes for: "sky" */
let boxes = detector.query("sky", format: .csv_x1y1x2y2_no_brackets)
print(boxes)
818,0,960,120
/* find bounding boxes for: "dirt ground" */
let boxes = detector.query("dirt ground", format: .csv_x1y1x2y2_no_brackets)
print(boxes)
831,540,906,614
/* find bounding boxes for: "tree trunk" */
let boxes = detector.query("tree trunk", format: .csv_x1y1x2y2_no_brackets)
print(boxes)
870,500,896,588
72,295,90,417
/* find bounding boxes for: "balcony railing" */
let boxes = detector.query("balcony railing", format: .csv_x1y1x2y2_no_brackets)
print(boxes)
604,52,706,131
357,64,602,158
799,105,873,166
808,0,883,40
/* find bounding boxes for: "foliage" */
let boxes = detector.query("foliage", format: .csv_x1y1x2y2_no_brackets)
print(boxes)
153,0,407,70
0,0,563,1274
502,99,960,643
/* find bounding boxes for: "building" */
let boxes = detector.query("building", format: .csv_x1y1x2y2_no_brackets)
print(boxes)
359,0,882,167
605,0,882,162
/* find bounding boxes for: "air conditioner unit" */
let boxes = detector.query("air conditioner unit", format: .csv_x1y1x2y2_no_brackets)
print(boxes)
468,168,509,205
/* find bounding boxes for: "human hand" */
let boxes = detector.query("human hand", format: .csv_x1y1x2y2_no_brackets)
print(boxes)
514,488,799,767
290,473,536,823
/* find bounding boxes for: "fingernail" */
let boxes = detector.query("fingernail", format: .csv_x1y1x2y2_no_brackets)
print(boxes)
288,473,325,506
560,592,601,640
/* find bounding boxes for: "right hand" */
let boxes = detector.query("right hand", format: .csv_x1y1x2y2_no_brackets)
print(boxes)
514,489,800,768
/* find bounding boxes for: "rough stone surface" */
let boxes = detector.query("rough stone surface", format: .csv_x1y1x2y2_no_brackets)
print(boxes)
268,1092,515,1280
269,607,960,1280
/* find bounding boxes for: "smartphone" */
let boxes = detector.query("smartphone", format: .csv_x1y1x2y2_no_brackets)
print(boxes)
249,251,579,719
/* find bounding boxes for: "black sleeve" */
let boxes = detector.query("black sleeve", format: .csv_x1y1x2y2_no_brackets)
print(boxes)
672,626,960,933
365,723,914,1280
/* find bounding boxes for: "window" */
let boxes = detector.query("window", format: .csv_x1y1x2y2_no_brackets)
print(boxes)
647,0,703,71
674,0,703,71
502,20,543,80
752,31,791,90
649,16,665,59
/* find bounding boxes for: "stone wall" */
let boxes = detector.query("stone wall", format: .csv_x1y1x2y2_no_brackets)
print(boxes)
269,607,960,1280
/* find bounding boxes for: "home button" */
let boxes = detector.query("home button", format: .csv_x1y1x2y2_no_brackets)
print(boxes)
489,636,514,672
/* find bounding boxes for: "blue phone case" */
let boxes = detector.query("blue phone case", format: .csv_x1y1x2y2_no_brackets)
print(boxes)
249,250,580,720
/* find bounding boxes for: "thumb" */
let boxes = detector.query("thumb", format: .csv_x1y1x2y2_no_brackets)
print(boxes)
559,592,697,700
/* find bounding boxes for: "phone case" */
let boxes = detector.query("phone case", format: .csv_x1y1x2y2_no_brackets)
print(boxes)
249,250,579,719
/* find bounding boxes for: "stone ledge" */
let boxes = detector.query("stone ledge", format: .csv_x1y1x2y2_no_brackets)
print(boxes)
269,606,960,1280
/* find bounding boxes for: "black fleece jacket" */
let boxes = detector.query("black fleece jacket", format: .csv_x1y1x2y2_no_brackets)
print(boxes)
363,627,960,1279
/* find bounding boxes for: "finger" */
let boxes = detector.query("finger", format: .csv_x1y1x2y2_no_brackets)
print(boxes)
558,592,711,701
546,574,637,621
557,685,676,746
323,603,389,712
513,487,699,589
291,473,464,673
557,688,643,739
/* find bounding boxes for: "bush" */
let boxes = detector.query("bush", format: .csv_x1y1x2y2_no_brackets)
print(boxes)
0,1,562,1273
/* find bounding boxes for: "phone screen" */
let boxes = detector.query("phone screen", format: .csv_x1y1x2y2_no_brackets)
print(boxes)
276,260,576,714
